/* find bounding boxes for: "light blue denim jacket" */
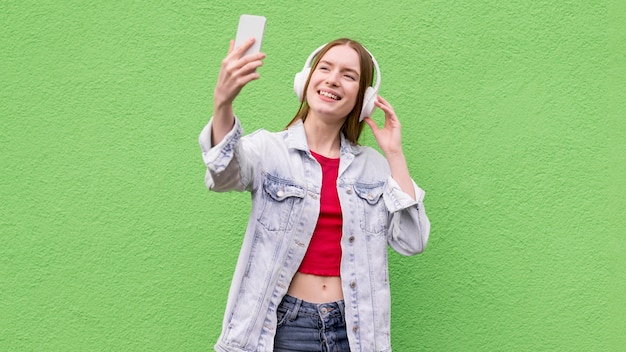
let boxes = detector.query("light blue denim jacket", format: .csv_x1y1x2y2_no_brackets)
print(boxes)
199,117,430,352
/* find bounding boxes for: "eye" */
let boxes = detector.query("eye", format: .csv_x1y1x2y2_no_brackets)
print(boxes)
318,66,330,71
344,74,356,81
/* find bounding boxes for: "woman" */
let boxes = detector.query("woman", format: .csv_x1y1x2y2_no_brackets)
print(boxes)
199,37,430,352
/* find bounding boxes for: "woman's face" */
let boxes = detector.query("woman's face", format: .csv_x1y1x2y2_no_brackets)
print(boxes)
305,45,361,122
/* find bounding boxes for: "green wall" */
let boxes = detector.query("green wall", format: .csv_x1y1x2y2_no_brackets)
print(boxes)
2,1,624,351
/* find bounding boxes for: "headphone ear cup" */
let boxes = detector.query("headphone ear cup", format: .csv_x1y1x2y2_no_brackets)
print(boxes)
293,68,310,102
360,86,378,121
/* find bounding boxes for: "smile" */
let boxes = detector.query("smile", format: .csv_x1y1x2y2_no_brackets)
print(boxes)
318,90,340,100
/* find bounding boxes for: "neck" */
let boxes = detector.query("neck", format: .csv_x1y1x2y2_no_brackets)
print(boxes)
303,116,342,158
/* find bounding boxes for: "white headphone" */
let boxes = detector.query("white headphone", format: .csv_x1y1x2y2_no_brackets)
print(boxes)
293,43,381,121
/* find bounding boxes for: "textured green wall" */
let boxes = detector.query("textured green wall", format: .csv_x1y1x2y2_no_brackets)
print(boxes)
2,1,624,351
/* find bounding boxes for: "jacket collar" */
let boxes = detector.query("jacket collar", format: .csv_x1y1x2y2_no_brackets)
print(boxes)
285,119,362,156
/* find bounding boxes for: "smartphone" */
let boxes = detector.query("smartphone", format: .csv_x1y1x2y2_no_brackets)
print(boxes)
234,14,266,57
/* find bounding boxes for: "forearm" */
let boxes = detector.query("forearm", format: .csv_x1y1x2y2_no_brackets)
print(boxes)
210,38,265,146
211,102,235,147
385,151,416,200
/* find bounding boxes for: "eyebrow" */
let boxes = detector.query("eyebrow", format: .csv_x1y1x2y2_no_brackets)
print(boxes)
319,60,360,77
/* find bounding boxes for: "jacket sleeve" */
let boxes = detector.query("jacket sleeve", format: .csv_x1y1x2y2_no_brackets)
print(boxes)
383,177,431,255
198,116,257,192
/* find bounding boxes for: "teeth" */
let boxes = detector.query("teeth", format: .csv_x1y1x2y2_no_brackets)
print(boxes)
319,90,339,100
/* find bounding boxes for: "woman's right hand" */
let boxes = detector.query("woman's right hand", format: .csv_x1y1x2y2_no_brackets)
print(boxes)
210,38,265,146
213,38,266,110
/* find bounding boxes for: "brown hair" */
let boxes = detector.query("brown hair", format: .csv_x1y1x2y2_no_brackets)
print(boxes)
285,38,375,145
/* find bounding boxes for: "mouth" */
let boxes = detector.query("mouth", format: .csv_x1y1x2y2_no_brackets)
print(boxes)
318,90,341,101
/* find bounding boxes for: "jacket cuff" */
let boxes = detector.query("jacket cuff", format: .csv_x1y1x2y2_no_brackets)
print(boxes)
198,116,243,173
384,177,425,213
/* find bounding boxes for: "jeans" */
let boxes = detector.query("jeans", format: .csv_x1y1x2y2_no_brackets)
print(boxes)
273,294,351,352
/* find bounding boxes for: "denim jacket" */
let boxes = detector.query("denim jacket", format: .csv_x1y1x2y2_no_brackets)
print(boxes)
199,117,430,352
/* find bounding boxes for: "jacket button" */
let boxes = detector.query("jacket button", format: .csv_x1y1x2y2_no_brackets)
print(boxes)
350,281,356,289
346,187,352,194
353,325,359,332
348,236,355,243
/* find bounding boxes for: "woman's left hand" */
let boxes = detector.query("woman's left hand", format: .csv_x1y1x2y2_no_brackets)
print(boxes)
363,96,404,156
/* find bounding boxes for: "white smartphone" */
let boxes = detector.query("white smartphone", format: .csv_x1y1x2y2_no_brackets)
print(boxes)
234,14,266,57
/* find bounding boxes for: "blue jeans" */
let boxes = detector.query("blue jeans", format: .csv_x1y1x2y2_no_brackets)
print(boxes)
273,294,351,352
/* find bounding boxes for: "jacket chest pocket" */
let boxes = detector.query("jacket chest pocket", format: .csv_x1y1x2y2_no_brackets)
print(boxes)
354,182,388,235
257,175,306,232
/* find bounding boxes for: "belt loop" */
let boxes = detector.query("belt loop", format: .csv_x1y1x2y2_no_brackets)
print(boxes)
288,297,302,321
338,300,346,324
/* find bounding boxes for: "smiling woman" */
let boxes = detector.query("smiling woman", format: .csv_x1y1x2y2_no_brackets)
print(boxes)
199,37,430,351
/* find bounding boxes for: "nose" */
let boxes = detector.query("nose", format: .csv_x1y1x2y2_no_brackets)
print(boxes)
325,70,340,87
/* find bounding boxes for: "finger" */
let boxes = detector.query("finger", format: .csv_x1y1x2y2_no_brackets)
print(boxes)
376,95,392,107
231,37,257,57
362,117,379,131
239,51,266,67
235,71,261,88
375,96,394,110
222,53,265,82
236,56,265,76
375,97,399,121
374,99,393,116
377,95,391,106
225,51,265,75
235,58,265,81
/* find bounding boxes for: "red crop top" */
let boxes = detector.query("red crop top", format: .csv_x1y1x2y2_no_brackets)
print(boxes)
298,150,343,276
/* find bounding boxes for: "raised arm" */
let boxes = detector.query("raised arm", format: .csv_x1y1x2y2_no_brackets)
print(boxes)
212,38,266,146
363,96,416,200
364,96,431,255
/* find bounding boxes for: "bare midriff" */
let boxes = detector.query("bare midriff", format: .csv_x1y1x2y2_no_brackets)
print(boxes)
287,272,344,303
